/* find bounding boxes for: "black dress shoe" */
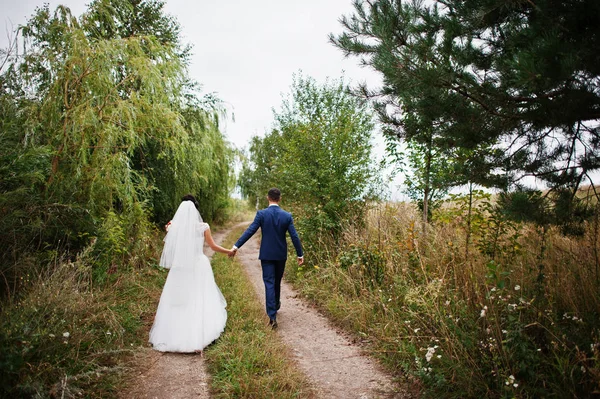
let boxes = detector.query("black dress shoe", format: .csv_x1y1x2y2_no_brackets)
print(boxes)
269,318,278,330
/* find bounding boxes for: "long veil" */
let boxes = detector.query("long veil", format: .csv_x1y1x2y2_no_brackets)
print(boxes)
159,201,203,270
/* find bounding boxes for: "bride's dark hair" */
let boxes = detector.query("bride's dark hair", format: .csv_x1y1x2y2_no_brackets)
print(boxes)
181,194,199,210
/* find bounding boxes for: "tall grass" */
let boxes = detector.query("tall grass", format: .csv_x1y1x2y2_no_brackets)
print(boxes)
0,234,166,398
205,226,315,398
288,200,600,398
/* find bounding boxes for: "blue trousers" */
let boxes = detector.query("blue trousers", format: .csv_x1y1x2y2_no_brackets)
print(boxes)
261,260,286,320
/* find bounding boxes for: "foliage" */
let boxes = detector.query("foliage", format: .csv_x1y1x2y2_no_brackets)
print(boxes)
0,0,233,299
287,201,600,398
239,73,379,258
331,0,600,227
403,140,456,222
0,233,165,398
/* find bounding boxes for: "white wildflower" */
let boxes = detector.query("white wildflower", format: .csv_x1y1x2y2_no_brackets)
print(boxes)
514,285,521,291
480,306,488,318
62,332,70,338
425,347,436,362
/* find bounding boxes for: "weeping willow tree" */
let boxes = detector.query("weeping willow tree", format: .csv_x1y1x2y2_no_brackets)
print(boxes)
0,1,232,294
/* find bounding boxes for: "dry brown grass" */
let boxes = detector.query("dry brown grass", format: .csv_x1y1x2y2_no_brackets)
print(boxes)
287,200,600,398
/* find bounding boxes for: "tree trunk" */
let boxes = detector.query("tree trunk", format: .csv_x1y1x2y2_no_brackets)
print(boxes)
465,182,473,262
422,140,432,234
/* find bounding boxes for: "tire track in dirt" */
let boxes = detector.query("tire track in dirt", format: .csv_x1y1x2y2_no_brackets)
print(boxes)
122,222,248,399
235,228,411,399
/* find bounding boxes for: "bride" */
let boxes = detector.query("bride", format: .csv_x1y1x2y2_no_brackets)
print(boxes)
149,194,232,353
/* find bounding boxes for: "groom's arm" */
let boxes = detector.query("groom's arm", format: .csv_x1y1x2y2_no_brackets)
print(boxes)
233,211,262,250
287,214,303,261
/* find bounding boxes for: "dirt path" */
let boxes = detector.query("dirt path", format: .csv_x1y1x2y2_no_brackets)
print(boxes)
124,222,409,398
121,223,247,399
236,229,409,399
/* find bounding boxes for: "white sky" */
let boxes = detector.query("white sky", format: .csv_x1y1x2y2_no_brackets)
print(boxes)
0,0,406,197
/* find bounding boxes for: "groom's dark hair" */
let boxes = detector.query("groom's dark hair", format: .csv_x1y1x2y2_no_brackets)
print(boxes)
267,188,281,202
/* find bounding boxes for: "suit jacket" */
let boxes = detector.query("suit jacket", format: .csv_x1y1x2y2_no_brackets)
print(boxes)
235,205,303,260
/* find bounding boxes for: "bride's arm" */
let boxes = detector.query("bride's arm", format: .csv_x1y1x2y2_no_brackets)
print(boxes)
204,228,232,255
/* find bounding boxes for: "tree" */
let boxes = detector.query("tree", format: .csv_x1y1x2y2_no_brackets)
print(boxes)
331,0,600,225
403,139,456,227
240,73,378,254
0,1,232,294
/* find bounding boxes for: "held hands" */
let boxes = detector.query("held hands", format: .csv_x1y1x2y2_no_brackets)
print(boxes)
228,247,238,258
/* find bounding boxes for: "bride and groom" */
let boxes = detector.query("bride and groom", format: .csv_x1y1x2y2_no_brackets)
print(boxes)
149,188,304,352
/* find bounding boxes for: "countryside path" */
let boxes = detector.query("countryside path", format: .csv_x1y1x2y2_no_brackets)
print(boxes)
124,221,409,398
236,227,408,399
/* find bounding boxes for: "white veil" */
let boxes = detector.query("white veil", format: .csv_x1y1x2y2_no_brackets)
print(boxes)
159,200,204,269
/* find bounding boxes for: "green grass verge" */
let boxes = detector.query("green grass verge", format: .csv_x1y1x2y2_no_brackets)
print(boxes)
0,240,166,398
205,226,315,399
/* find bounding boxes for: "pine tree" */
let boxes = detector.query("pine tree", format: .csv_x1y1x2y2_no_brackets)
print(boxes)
331,0,600,226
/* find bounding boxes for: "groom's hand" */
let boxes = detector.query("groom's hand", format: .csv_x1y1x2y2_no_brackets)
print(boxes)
228,247,238,258
297,256,304,266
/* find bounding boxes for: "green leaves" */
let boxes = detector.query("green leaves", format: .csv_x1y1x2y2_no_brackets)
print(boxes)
240,73,378,255
0,0,232,294
332,0,600,226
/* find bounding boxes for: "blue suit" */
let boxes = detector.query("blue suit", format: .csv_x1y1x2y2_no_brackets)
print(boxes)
235,205,303,320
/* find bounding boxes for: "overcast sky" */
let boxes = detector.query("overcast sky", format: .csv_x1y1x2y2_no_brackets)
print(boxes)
0,0,406,196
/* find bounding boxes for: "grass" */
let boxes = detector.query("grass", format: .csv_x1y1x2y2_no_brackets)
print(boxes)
0,235,166,398
286,201,600,398
204,226,315,398
0,202,259,398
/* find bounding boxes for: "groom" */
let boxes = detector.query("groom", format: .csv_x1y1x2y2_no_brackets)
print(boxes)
230,188,304,329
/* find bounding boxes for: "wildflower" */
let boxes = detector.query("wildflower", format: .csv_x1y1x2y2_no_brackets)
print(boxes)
480,306,488,318
425,347,436,362
414,328,421,333
445,300,450,305
505,375,516,387
49,334,56,338
437,355,442,359
314,265,320,270
502,330,508,334
63,332,70,338
514,285,520,291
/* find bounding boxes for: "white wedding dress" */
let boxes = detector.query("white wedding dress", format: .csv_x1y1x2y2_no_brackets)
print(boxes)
149,202,227,352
